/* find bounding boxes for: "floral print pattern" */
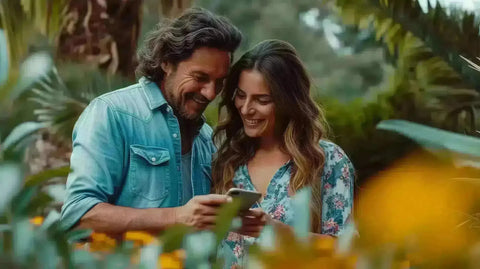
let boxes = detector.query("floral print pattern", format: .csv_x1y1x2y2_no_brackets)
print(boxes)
220,140,355,268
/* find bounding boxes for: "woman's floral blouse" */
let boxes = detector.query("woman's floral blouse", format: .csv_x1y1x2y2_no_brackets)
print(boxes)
221,140,355,268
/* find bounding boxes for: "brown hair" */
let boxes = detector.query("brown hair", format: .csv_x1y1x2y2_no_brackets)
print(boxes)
136,7,242,84
212,40,329,232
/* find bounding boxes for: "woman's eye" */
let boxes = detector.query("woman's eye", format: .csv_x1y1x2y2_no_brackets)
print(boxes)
258,98,272,104
235,91,246,98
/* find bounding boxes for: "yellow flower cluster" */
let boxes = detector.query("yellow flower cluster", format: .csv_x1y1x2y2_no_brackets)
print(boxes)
356,154,480,267
251,227,356,269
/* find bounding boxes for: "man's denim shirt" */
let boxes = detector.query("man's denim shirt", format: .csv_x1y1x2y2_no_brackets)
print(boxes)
60,77,216,230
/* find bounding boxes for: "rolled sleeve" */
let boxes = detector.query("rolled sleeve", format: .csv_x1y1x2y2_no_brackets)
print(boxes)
321,145,355,236
60,98,125,230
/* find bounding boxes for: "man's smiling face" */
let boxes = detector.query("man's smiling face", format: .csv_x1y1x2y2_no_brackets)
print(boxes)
161,47,231,120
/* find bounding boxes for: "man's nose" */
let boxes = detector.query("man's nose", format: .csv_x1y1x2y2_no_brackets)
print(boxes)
201,81,217,101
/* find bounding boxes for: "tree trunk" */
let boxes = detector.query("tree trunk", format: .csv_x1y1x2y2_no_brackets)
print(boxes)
160,0,192,18
56,0,142,78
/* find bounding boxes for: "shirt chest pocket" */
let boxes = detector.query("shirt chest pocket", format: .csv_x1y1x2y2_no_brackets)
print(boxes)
128,144,170,201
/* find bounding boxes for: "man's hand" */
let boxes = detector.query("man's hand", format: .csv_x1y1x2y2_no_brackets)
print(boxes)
236,208,269,238
174,194,231,230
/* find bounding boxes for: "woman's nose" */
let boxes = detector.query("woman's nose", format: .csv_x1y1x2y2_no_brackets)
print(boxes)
240,99,254,115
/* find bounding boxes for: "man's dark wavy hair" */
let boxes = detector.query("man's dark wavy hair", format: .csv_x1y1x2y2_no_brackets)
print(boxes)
136,7,242,84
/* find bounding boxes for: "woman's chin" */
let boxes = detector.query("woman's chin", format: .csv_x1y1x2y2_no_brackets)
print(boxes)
244,129,261,138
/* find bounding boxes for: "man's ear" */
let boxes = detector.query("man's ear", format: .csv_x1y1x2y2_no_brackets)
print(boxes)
161,62,173,76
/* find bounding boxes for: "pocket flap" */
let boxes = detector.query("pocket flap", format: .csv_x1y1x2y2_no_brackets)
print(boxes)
130,144,170,165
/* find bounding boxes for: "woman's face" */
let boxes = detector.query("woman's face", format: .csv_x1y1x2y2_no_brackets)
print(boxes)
234,69,276,139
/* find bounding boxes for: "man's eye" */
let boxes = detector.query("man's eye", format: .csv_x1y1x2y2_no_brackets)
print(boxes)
194,75,208,82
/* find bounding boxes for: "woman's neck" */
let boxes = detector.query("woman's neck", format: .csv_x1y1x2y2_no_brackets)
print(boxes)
258,136,283,152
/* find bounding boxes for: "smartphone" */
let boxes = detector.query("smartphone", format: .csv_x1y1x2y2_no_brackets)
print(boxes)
226,188,262,212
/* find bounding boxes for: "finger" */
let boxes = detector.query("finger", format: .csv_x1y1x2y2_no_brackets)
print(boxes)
197,204,219,216
195,194,230,205
199,215,217,225
238,225,264,233
243,209,265,218
195,224,215,231
237,230,261,238
241,217,266,226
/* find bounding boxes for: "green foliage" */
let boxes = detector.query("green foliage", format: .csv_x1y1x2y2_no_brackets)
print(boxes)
332,0,480,134
1,122,47,157
212,199,242,246
291,188,311,240
0,29,8,86
0,163,23,213
24,166,70,187
0,0,67,68
197,0,390,102
377,119,480,158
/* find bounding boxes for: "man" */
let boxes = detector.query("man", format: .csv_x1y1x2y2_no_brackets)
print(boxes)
60,8,251,234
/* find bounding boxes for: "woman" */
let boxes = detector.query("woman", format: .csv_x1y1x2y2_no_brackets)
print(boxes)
212,40,354,267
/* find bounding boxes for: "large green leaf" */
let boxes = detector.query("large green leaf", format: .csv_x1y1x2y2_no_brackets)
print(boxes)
40,210,61,231
10,52,53,100
212,199,242,246
12,218,34,261
10,187,37,216
160,224,194,252
66,229,92,243
377,119,480,157
1,121,46,152
0,29,8,86
184,231,216,269
0,163,23,213
35,235,58,269
139,244,161,269
291,187,311,241
24,165,70,187
72,250,96,268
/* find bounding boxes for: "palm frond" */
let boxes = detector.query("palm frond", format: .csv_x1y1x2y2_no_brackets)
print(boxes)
332,0,480,135
29,64,132,141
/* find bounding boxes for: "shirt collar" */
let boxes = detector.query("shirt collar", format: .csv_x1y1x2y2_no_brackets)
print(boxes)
140,77,168,110
139,76,206,128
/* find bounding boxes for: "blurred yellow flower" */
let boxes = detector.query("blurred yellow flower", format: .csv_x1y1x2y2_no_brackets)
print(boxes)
158,250,184,269
252,232,355,269
29,216,44,226
87,232,117,252
125,231,158,247
357,154,479,261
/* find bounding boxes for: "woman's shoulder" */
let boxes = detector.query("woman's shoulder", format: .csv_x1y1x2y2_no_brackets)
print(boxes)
319,140,354,170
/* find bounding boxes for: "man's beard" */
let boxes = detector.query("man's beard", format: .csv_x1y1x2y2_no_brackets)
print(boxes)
163,77,202,120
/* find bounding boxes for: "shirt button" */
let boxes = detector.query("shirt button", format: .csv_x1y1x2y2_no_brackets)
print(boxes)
177,165,180,171
151,157,156,162
172,133,178,138
166,107,171,112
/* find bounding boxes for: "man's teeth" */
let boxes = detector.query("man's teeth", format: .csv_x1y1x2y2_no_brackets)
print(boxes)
192,95,207,104
245,119,261,125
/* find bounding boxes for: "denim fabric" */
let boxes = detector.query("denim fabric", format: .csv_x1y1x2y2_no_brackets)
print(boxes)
61,77,215,230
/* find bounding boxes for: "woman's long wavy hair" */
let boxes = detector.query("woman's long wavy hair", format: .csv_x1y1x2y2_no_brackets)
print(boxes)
212,40,329,233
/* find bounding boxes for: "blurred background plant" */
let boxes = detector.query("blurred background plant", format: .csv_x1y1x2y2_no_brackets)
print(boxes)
1,0,480,268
